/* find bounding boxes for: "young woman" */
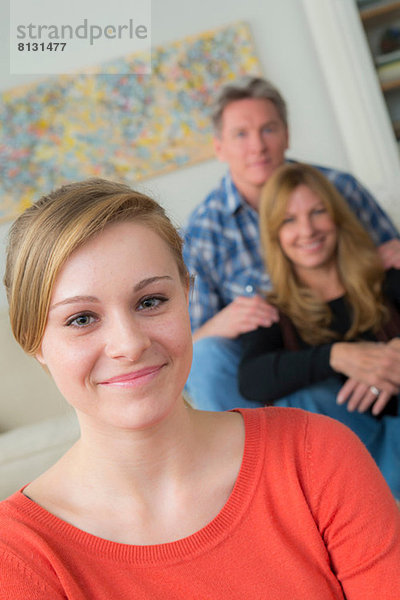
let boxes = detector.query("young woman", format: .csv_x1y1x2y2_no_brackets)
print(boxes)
239,163,400,498
1,178,399,599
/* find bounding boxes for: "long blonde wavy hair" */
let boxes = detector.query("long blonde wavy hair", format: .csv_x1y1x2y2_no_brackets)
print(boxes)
259,163,387,345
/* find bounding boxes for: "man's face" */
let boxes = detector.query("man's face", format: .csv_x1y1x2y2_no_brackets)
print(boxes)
214,98,289,209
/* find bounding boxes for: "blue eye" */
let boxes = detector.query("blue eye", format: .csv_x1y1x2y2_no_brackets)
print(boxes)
66,314,96,328
137,296,167,311
282,217,295,224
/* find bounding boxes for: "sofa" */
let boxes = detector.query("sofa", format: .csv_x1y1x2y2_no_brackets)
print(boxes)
0,309,80,500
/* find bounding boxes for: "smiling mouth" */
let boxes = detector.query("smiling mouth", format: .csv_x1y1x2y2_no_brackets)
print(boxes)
297,239,325,250
99,365,165,387
249,158,270,166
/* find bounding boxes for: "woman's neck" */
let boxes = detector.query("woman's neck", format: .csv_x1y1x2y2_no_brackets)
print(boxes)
71,401,201,494
23,404,245,544
294,262,345,302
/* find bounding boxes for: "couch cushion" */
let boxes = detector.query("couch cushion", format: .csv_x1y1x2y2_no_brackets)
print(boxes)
0,309,68,431
0,412,80,500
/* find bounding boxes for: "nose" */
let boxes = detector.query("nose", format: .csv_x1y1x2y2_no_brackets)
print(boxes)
249,131,266,153
298,216,315,236
104,313,151,361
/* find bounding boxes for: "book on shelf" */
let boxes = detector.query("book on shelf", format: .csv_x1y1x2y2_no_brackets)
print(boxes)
376,49,400,67
357,0,377,7
377,59,400,83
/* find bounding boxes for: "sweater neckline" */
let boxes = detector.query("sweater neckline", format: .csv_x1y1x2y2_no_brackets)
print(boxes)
12,408,265,566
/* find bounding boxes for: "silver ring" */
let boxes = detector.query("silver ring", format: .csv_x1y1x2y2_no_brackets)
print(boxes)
370,385,380,397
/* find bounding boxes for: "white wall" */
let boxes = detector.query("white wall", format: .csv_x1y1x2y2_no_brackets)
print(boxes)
142,0,350,221
0,0,393,309
303,0,400,225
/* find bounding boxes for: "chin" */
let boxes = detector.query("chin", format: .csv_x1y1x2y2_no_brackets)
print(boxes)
103,399,181,432
254,171,276,188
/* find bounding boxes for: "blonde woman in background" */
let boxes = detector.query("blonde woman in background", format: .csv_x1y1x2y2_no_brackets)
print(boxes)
239,163,400,499
0,178,399,599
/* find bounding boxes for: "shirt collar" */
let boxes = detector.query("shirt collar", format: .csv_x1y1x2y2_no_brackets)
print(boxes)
222,171,250,215
222,171,258,215
223,161,296,216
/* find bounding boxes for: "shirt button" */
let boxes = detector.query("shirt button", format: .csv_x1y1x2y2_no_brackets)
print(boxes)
245,285,253,294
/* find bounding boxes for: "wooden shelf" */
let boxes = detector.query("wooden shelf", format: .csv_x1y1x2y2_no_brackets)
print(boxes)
381,76,400,91
361,1,400,25
358,2,400,142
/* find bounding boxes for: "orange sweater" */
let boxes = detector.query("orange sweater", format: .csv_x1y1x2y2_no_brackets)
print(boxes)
0,408,399,599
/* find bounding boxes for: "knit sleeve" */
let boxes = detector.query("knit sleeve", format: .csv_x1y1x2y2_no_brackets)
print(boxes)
304,413,400,599
383,268,400,311
0,548,65,600
239,324,336,403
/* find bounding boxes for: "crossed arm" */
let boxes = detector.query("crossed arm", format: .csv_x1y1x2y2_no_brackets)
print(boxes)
330,339,400,415
239,267,400,414
193,241,400,342
192,294,279,342
189,232,400,413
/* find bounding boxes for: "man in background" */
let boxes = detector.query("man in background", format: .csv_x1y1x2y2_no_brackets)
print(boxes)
183,76,400,410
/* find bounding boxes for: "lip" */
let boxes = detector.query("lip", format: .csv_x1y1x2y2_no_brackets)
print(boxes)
99,365,165,387
296,238,325,251
248,158,270,167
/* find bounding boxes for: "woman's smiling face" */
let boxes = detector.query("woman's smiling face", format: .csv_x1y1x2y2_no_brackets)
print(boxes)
36,220,193,431
278,184,338,277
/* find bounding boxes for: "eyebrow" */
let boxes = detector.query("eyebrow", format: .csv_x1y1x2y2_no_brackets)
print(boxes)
230,122,278,136
49,295,100,311
49,276,173,311
133,275,173,291
284,201,325,215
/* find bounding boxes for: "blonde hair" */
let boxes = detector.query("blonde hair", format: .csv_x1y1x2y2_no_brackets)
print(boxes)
259,163,387,345
4,178,189,356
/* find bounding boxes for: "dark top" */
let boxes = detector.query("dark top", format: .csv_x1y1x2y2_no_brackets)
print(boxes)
239,269,400,412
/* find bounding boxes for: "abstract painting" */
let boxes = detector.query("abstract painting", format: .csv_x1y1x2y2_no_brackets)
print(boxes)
0,21,262,221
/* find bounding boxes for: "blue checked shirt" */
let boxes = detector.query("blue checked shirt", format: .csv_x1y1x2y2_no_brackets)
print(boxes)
183,164,399,332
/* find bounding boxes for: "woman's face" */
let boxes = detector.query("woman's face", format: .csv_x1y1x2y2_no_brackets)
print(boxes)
36,221,193,431
278,184,338,276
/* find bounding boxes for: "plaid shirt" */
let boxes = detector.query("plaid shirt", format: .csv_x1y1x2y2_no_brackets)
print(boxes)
183,164,399,332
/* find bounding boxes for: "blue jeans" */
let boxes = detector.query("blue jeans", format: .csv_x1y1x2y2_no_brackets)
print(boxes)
186,336,400,498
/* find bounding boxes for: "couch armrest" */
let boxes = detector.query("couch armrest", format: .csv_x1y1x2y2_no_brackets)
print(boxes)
0,413,79,500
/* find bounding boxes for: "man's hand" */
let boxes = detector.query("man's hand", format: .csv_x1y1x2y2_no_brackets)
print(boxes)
193,295,279,342
330,340,400,396
337,378,393,416
378,239,400,269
